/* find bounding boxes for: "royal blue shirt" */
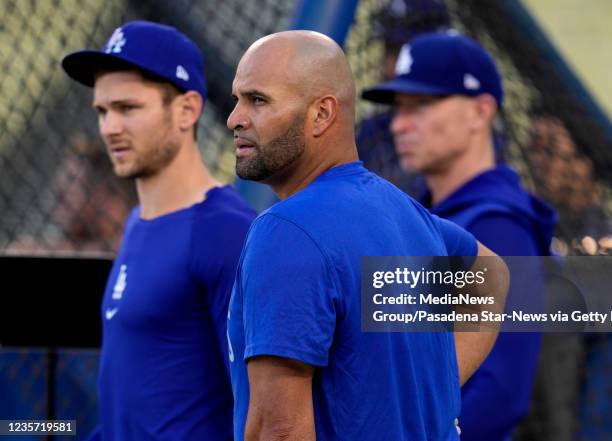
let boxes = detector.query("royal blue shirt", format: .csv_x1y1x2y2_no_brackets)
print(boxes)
98,185,255,441
228,162,477,441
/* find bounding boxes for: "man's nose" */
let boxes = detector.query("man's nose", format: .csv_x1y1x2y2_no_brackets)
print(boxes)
227,103,250,131
390,110,416,136
100,111,123,137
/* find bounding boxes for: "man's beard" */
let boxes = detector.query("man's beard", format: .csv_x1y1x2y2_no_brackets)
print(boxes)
111,115,181,180
126,137,180,180
236,113,306,182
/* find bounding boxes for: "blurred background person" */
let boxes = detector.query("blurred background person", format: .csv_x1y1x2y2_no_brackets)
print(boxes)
356,0,450,196
52,134,135,253
362,31,558,441
528,115,610,244
526,115,612,441
6,134,135,254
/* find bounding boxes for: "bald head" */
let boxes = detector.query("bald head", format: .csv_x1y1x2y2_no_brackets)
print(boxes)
239,30,356,122
228,31,359,196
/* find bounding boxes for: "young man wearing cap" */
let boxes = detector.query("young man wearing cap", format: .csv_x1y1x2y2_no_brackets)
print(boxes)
363,31,557,441
62,21,256,440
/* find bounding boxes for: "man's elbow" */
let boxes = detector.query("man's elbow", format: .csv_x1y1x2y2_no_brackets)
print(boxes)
476,242,510,312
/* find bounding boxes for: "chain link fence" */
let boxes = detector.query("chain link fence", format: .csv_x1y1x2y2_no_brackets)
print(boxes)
1,0,611,440
0,0,294,255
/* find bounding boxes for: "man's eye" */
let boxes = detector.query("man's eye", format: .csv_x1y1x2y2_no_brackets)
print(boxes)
253,97,265,105
121,104,137,112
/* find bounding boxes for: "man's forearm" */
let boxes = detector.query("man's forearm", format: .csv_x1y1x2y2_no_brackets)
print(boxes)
454,331,496,385
454,243,509,385
245,356,316,441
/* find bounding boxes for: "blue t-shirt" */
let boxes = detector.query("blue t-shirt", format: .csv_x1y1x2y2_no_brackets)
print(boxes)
98,185,256,441
228,162,477,441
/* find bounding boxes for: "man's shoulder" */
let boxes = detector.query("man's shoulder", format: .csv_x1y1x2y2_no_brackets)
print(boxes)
247,209,332,258
251,176,442,251
440,166,554,223
192,185,257,226
188,186,256,256
249,211,311,240
241,213,331,279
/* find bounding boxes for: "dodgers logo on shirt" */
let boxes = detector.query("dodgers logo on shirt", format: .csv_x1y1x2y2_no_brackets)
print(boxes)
112,265,127,299
106,264,127,320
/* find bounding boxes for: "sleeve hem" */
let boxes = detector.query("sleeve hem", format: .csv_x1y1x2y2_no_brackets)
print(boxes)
244,343,328,367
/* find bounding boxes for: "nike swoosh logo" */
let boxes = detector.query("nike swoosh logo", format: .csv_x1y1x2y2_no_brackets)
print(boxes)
105,308,119,320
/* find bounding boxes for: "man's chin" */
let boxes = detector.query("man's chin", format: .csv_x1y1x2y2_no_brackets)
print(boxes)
236,157,269,182
235,169,267,182
235,170,268,182
112,165,139,180
399,159,420,174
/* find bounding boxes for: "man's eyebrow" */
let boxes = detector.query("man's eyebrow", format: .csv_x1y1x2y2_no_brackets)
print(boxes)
237,89,272,100
92,99,141,108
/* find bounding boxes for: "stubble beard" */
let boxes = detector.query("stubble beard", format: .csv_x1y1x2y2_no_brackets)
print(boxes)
109,112,181,180
236,113,306,182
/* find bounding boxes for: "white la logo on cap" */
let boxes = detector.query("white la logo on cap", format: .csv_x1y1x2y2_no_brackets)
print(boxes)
176,65,189,81
395,44,413,75
464,73,481,90
105,28,126,54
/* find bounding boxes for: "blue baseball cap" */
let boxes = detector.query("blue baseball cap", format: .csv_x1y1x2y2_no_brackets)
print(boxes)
362,31,503,107
62,20,207,100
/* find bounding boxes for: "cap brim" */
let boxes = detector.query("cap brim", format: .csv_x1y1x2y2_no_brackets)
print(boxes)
362,78,456,104
61,50,149,88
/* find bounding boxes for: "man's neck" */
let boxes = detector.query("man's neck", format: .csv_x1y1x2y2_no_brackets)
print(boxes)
426,141,495,207
136,141,220,219
270,140,358,200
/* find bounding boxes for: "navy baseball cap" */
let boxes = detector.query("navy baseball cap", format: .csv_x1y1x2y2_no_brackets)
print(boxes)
362,31,503,107
62,20,207,100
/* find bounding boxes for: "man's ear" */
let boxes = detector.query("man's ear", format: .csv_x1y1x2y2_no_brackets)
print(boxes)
471,94,497,131
177,90,203,133
310,95,338,138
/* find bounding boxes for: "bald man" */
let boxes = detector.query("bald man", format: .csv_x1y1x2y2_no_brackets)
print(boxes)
226,31,508,441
